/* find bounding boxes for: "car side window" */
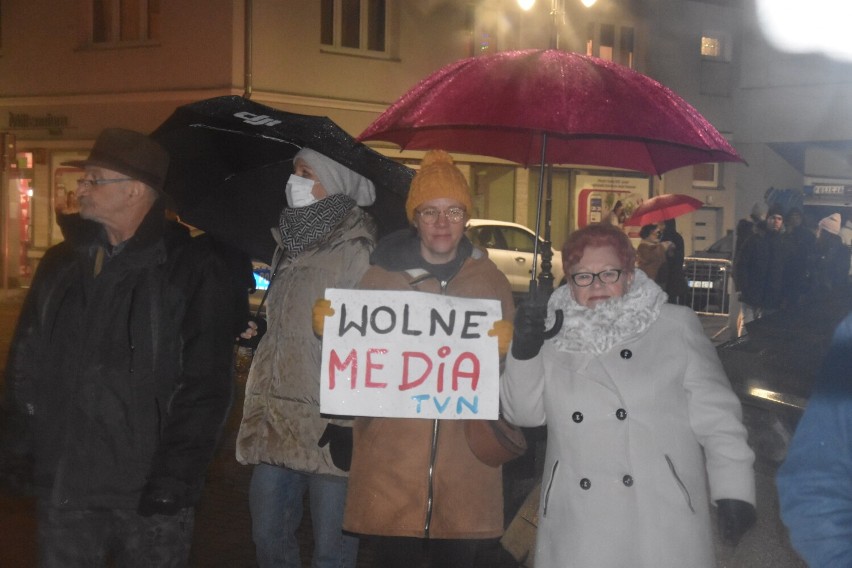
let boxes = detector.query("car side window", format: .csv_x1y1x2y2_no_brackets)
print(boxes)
470,226,509,250
503,227,535,253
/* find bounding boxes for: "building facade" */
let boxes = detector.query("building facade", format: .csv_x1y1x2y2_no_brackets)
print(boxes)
1,0,851,287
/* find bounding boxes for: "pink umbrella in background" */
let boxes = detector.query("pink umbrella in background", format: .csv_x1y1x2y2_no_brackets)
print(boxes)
359,49,744,296
623,194,705,227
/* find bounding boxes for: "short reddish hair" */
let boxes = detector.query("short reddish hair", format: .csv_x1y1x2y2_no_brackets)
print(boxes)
562,223,636,274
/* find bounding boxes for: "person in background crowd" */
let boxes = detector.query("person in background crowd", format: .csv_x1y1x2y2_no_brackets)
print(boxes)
1,128,236,567
327,149,515,568
810,212,851,296
604,200,625,227
733,203,768,335
734,202,766,276
660,218,689,305
733,204,794,329
235,148,379,568
776,310,852,568
783,207,816,305
636,223,670,285
503,223,756,568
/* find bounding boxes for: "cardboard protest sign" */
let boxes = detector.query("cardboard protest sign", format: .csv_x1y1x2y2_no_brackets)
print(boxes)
320,288,503,420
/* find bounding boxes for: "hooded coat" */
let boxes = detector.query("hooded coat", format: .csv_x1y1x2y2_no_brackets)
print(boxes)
5,204,235,510
501,271,755,568
235,207,377,474
343,230,515,539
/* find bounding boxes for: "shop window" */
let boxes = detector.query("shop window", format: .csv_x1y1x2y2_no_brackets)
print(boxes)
90,0,160,45
321,0,396,58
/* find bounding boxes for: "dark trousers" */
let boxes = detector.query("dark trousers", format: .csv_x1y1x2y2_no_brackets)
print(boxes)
37,500,195,568
370,536,490,568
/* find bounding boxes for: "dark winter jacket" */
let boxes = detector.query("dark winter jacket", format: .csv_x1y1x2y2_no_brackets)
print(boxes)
734,230,793,310
4,203,235,510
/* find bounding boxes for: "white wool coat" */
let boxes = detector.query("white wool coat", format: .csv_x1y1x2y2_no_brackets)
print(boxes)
501,272,755,568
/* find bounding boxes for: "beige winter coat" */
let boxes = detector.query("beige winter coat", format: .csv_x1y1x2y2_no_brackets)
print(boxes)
235,208,376,475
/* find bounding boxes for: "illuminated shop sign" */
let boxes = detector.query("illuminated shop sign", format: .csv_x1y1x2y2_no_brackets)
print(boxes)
7,112,70,134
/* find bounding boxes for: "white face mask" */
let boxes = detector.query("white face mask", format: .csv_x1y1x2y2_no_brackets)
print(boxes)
285,174,317,208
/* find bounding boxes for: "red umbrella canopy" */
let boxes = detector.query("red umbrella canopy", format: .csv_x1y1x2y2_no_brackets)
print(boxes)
623,193,704,226
360,49,743,175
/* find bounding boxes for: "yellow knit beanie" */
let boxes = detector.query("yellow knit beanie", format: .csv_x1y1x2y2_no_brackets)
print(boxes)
406,150,473,223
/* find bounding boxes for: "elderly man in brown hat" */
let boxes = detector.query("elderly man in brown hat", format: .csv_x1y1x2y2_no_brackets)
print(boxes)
2,128,236,567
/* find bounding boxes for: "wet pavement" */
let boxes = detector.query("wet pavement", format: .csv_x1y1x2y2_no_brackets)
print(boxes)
0,289,806,567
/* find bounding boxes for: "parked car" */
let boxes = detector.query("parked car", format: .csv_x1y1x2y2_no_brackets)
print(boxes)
466,219,565,297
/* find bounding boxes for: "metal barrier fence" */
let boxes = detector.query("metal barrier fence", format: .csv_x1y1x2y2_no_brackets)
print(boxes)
682,256,733,317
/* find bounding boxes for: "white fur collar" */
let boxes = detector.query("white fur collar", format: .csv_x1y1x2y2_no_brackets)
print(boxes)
547,269,668,355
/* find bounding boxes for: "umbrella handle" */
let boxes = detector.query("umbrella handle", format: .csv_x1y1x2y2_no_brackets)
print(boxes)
524,281,563,338
543,309,563,339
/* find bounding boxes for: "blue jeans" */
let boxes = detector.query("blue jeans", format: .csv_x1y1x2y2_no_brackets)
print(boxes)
249,463,358,568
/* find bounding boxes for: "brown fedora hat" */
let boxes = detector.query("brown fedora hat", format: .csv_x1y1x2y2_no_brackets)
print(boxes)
63,128,169,192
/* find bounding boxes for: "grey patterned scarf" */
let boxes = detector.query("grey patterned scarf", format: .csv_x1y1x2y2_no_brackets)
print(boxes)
278,194,355,256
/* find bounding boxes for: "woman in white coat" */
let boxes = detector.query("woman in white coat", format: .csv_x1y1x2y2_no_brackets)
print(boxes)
501,223,756,568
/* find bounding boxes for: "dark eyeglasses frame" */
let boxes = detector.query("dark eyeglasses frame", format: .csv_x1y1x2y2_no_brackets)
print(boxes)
570,269,624,287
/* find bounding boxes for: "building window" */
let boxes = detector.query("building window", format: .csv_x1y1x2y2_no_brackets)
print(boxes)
701,36,721,57
700,32,731,61
693,163,720,188
587,22,635,68
321,0,391,56
91,0,160,44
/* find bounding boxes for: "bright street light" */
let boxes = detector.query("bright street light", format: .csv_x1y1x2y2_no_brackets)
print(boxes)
517,0,597,9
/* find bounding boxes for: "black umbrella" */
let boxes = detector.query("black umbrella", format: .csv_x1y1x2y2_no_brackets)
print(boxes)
151,95,414,261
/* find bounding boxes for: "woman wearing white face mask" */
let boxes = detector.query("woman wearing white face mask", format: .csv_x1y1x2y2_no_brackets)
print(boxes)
236,148,378,568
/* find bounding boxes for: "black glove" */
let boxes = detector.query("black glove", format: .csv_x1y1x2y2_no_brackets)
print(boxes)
511,297,548,360
236,315,267,349
318,424,353,472
717,499,756,546
137,480,186,517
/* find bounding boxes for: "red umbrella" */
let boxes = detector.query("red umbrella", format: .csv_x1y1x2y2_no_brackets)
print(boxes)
623,194,704,227
359,49,744,293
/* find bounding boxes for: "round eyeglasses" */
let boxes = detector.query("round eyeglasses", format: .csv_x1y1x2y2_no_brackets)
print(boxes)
77,178,133,190
570,269,623,287
416,207,467,225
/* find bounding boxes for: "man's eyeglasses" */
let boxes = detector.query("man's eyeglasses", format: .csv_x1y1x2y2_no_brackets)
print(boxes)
416,207,467,225
77,178,133,190
570,269,623,287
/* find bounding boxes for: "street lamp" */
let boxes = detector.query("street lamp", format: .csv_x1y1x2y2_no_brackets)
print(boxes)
516,0,597,294
517,0,598,48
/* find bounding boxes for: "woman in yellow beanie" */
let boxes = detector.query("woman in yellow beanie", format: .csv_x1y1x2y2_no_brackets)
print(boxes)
342,149,515,567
